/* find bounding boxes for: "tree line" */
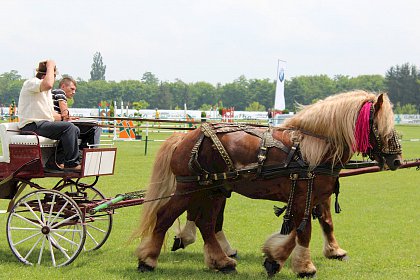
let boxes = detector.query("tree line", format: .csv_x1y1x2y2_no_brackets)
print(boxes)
0,62,419,114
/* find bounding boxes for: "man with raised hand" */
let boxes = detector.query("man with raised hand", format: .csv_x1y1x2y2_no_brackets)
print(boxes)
18,60,81,171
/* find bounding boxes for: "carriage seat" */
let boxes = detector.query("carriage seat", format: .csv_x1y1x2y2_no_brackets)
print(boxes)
0,122,58,163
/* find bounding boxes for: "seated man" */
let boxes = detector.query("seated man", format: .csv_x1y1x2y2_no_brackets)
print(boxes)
52,77,101,150
18,60,80,171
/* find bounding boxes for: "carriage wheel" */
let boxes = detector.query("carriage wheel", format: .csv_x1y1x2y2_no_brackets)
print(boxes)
63,185,113,251
6,189,86,267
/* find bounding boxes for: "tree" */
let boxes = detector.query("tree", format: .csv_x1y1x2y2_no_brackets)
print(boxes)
245,101,266,111
247,78,275,110
133,100,149,111
394,103,418,114
220,75,249,110
141,72,159,86
285,75,335,109
140,72,161,108
385,63,419,109
189,81,218,110
0,71,24,106
90,52,106,81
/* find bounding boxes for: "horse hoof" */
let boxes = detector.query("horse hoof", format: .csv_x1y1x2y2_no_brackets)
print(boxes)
138,261,155,272
263,258,280,277
171,236,185,251
297,272,316,278
328,254,349,261
218,265,237,274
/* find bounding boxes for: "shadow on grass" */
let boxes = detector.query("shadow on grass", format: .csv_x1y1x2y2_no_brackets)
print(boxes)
103,251,298,280
0,249,20,265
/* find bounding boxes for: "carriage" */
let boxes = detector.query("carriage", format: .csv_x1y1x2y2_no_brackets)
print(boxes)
0,121,130,267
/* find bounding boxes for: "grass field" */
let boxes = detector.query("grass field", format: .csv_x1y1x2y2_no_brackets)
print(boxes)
0,125,419,279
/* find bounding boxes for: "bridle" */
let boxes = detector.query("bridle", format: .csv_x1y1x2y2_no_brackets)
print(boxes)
364,104,402,161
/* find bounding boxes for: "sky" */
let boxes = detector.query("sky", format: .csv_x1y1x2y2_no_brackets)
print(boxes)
1,0,420,85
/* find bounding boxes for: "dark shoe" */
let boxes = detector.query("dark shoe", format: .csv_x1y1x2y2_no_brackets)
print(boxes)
45,161,64,172
64,164,82,173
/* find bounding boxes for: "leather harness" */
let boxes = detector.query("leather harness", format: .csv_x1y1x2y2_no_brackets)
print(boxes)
178,123,340,185
176,122,342,235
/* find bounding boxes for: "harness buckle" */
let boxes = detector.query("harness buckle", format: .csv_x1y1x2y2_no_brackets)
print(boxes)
258,154,266,161
290,173,299,180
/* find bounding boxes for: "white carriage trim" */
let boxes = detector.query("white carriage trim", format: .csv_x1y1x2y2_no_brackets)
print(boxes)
10,135,58,146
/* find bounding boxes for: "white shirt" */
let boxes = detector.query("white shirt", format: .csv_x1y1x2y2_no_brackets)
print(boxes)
18,77,55,128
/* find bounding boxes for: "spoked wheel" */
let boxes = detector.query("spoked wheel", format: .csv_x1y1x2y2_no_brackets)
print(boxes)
63,184,113,251
6,189,86,267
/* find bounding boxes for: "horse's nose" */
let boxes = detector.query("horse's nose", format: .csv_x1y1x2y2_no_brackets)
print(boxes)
393,159,401,168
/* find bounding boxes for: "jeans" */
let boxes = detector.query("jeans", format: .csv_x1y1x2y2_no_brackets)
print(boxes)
21,121,80,168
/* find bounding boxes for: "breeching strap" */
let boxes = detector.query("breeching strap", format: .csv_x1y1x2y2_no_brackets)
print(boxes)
201,122,235,171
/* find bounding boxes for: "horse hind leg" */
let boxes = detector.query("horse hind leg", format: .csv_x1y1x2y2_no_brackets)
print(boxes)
214,198,237,257
172,219,197,251
316,197,348,260
136,195,190,272
195,195,237,273
215,231,237,258
172,198,238,257
172,220,237,257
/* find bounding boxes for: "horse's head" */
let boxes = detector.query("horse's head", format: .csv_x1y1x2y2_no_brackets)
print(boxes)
364,94,402,170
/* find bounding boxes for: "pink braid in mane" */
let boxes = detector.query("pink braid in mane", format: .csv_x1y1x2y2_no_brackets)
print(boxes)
353,102,372,153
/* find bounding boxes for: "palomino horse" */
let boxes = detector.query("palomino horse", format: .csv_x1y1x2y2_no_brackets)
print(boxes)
133,91,402,277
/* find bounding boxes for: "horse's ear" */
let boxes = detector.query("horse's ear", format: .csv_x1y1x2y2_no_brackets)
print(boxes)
374,94,384,116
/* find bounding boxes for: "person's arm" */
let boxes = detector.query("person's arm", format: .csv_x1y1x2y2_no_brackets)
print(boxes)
59,100,70,121
58,100,79,121
53,111,62,121
40,60,56,92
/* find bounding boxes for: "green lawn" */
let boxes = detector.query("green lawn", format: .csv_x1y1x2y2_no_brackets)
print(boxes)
0,125,418,279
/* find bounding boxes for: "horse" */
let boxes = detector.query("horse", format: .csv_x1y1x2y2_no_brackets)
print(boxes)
132,91,402,277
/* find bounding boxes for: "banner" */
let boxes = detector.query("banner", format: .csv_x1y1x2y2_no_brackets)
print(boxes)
274,60,286,110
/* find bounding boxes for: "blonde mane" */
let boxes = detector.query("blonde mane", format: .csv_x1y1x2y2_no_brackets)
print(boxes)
281,90,395,168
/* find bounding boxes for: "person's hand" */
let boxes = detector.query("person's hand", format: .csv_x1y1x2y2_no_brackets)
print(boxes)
69,116,80,121
46,59,56,70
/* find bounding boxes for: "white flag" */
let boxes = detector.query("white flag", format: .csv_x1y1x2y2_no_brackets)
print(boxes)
274,60,286,110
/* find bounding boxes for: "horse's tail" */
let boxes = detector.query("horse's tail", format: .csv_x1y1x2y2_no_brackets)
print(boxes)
131,133,184,240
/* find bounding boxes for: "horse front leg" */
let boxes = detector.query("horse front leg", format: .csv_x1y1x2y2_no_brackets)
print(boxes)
262,230,297,276
263,179,317,277
195,195,237,273
136,196,190,272
291,219,317,278
317,197,348,260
